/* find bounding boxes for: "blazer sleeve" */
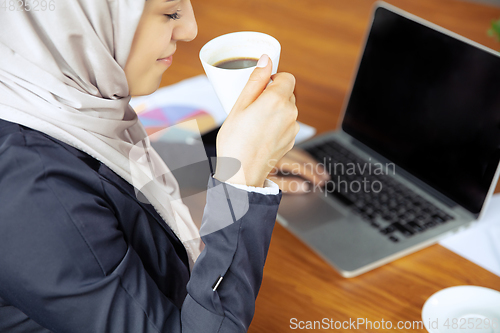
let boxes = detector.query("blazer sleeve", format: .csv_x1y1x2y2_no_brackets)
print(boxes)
182,175,282,332
0,143,281,333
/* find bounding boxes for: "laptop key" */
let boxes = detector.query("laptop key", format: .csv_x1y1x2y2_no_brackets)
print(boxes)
432,214,447,224
355,201,365,209
415,215,428,224
391,222,415,236
352,207,363,215
361,213,373,221
380,225,395,235
364,207,374,215
382,213,393,221
424,221,438,228
407,221,424,232
389,235,399,242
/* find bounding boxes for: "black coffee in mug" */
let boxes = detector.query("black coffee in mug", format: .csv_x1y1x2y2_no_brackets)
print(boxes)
213,57,259,69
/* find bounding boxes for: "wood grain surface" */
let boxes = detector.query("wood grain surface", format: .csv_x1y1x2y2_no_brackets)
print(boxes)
159,0,500,331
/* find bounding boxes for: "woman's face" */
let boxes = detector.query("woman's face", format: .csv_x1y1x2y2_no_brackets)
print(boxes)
125,0,197,96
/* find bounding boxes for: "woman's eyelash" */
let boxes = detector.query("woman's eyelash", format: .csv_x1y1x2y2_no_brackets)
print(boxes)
165,11,181,20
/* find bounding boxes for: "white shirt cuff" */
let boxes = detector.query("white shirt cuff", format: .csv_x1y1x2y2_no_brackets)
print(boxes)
213,175,280,195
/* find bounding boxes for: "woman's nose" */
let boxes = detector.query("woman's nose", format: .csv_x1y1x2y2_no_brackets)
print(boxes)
172,3,198,42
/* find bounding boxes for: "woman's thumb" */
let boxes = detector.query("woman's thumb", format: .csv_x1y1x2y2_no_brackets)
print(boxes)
231,54,273,112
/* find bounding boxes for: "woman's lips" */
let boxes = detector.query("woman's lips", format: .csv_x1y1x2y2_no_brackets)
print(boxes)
157,55,173,66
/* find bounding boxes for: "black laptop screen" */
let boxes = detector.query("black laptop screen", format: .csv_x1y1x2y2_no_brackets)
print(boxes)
342,6,500,214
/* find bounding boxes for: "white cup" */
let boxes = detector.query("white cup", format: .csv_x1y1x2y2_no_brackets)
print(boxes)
199,31,281,114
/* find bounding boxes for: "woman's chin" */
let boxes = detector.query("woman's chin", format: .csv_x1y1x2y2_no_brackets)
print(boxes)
129,76,162,97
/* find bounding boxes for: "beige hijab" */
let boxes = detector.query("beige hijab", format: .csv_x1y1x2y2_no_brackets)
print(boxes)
0,0,203,268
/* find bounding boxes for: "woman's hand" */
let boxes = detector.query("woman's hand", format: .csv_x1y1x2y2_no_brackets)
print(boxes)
267,148,330,194
214,55,299,188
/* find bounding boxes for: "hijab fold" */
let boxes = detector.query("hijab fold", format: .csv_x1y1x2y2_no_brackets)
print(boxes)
0,0,203,269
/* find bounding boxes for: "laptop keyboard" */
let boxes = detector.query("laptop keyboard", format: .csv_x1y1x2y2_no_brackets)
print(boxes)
305,139,455,243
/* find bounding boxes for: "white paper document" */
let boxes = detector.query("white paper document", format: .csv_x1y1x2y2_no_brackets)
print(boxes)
440,194,500,277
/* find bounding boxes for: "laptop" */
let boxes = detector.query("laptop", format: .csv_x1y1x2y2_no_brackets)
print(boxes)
276,2,500,277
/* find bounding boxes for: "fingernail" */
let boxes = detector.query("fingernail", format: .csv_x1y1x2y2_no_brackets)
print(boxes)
256,54,269,68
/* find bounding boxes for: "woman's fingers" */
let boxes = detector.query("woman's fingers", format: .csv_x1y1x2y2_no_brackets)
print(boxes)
291,149,330,180
276,148,330,184
266,72,296,99
278,160,327,187
215,68,298,187
231,54,273,112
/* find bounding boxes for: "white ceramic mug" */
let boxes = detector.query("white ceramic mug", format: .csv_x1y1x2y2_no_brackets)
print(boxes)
200,31,281,114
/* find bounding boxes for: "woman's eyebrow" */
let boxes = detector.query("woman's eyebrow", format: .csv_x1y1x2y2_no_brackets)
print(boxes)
161,0,179,6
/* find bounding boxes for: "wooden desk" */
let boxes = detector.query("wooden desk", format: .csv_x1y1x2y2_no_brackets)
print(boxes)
160,0,500,331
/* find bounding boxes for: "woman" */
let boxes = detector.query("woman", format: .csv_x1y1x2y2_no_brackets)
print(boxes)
0,0,327,332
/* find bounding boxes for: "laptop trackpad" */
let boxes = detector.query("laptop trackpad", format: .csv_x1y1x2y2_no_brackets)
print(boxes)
277,192,346,232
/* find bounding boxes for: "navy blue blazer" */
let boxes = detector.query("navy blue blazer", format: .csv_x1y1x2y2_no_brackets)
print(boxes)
0,119,282,332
